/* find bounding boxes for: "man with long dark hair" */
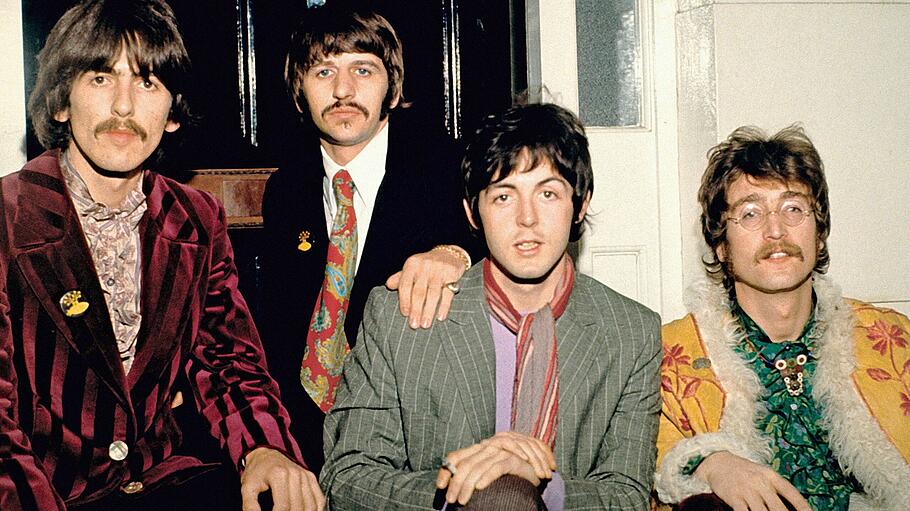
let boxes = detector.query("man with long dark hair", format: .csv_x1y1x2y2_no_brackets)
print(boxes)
0,1,322,509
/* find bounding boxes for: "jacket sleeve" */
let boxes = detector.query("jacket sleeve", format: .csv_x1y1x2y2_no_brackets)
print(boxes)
320,290,442,510
184,199,304,470
562,309,662,510
0,266,66,510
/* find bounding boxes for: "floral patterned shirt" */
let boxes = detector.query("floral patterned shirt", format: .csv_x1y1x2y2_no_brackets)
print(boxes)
61,152,146,375
732,303,860,510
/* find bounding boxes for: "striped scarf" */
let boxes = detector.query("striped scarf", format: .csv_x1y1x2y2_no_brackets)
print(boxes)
483,255,575,448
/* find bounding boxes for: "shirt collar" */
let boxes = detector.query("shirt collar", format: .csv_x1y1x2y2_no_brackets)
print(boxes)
320,121,389,205
60,150,147,224
732,293,818,349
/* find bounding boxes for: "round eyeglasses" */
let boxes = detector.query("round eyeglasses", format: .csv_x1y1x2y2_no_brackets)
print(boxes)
725,199,814,231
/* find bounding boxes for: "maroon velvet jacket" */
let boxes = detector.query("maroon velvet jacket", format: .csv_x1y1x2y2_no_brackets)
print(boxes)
0,150,302,509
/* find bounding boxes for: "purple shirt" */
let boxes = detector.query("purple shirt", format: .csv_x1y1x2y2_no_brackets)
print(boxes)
490,315,565,510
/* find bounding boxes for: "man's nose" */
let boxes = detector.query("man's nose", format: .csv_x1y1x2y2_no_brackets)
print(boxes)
762,210,786,239
111,82,135,117
332,72,354,99
517,197,538,227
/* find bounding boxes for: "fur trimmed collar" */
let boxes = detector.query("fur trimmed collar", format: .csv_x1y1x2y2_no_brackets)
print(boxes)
682,275,909,510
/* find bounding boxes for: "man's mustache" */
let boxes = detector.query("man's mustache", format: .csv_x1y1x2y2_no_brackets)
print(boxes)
321,101,369,118
755,242,804,262
94,119,147,141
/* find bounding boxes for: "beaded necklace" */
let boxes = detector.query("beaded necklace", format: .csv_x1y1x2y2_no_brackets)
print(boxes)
741,338,813,396
733,302,816,397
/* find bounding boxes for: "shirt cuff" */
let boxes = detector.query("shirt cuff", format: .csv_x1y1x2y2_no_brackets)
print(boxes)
239,445,308,473
682,454,706,476
542,471,565,511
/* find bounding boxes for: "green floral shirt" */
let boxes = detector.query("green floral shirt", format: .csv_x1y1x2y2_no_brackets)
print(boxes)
732,304,860,510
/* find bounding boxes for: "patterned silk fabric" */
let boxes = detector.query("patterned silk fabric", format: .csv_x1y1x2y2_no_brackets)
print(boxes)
61,153,146,375
301,169,357,412
482,255,575,448
732,304,860,510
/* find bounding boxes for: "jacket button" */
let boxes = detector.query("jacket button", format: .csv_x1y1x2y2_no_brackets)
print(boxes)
108,440,129,461
121,481,144,494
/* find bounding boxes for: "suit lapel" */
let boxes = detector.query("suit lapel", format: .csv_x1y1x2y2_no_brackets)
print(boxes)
439,268,601,447
11,153,128,406
553,277,601,460
441,268,496,442
127,174,205,394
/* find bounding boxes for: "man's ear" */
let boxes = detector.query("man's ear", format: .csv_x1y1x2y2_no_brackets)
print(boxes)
576,191,592,224
388,89,401,110
165,119,180,133
463,199,479,230
54,108,70,123
716,243,727,263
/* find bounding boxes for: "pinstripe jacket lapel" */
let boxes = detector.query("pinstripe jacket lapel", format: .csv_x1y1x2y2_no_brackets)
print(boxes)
10,154,127,407
553,282,602,468
440,269,496,443
438,265,603,448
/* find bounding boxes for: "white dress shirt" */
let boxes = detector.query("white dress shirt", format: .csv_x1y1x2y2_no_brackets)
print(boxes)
320,122,389,274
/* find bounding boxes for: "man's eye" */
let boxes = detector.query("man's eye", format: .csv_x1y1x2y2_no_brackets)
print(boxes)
541,190,556,199
494,194,510,203
353,68,371,76
740,209,761,220
139,79,157,90
783,203,807,214
91,76,107,85
315,69,332,78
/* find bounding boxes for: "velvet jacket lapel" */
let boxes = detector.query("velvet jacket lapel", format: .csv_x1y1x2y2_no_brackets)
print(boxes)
126,172,205,396
11,151,127,407
9,152,208,408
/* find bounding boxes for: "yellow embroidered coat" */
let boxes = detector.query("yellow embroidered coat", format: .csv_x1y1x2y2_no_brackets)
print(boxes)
655,275,910,511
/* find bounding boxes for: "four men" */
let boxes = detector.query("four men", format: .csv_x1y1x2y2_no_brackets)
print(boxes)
321,103,662,510
3,1,907,510
655,126,910,511
0,0,322,510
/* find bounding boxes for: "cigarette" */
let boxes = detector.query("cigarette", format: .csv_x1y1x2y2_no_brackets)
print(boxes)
441,457,457,475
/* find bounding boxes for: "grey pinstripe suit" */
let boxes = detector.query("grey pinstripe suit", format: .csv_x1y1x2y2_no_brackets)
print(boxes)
321,262,662,510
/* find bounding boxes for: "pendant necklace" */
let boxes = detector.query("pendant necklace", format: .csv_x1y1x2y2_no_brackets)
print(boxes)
745,340,813,397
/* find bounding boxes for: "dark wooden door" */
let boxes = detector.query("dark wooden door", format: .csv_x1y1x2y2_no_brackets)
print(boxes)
21,0,523,324
22,0,525,170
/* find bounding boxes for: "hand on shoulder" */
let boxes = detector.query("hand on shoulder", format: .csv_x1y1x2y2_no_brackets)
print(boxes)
385,244,469,328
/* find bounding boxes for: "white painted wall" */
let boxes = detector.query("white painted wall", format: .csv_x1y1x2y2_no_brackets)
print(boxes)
0,0,26,175
678,0,910,315
534,0,909,319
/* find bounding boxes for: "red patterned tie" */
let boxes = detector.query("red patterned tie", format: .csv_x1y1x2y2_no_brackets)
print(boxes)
301,169,357,412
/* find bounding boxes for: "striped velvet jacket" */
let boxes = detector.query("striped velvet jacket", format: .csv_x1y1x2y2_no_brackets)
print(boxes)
0,151,301,510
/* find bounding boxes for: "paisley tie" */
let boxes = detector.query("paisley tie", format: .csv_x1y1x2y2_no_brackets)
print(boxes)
300,169,357,412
